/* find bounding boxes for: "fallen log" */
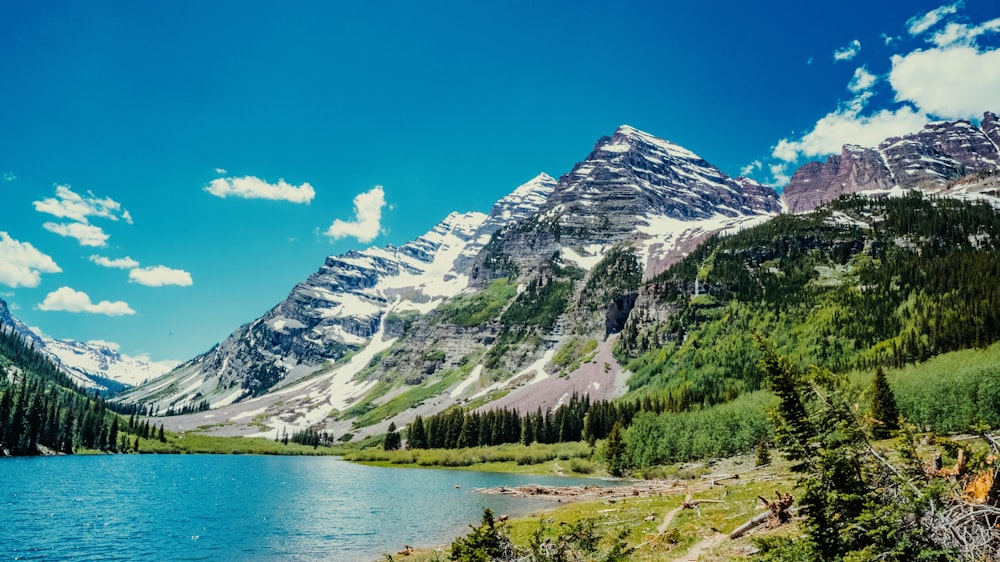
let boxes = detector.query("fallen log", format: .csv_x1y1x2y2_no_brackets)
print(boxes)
729,491,794,539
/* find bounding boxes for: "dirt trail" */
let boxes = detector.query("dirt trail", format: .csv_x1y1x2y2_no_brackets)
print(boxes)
657,505,684,534
675,532,726,561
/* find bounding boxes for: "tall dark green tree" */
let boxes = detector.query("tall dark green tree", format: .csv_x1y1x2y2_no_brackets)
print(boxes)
383,422,401,451
407,415,428,449
869,367,900,439
604,421,628,477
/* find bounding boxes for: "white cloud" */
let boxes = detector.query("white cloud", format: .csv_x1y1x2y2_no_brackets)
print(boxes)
833,39,861,62
215,168,227,175
43,222,109,247
37,286,135,316
848,66,878,93
89,255,140,269
324,186,387,244
2,172,15,182
930,18,1000,47
889,45,1000,119
0,232,62,288
772,93,929,162
33,185,131,224
906,2,962,36
128,265,193,287
205,176,315,204
740,160,762,177
769,163,792,187
881,33,898,46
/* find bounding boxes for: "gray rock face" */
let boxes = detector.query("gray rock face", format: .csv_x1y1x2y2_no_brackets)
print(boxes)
474,125,782,282
783,145,895,213
133,175,557,405
783,113,1000,213
547,125,781,234
982,112,1000,153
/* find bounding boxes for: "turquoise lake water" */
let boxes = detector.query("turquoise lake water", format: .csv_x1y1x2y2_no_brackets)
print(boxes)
0,455,608,561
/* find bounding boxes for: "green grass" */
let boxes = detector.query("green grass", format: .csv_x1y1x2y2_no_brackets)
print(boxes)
343,441,598,475
435,278,517,327
115,432,339,455
349,365,471,428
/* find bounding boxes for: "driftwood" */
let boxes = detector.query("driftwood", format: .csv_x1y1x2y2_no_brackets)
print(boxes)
729,491,794,539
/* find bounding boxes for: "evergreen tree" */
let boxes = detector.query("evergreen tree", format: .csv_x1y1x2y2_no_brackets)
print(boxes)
108,417,119,452
755,438,771,467
604,421,628,477
407,416,428,449
870,367,900,439
383,422,401,451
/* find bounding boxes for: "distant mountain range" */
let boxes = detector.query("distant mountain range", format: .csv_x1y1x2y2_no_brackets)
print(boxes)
0,298,175,391
29,113,1000,439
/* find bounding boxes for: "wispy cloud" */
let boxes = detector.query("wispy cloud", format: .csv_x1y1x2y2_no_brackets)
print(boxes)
214,168,227,175
324,186,386,244
33,185,132,224
929,17,1000,48
89,255,140,269
0,232,62,288
833,39,861,62
2,172,15,183
128,265,193,287
37,286,135,316
205,176,315,204
740,160,763,177
906,2,962,36
848,66,878,93
43,221,110,247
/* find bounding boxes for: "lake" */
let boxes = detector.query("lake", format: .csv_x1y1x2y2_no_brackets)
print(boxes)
0,455,609,561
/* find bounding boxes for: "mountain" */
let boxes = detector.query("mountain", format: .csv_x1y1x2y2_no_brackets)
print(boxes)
118,174,559,412
1,297,171,391
118,115,1000,442
783,112,1000,213
615,190,1000,413
118,126,783,437
38,337,177,390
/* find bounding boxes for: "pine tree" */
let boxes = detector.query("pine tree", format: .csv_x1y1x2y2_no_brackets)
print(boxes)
870,367,900,439
407,416,428,449
755,438,771,467
384,422,401,451
604,421,628,477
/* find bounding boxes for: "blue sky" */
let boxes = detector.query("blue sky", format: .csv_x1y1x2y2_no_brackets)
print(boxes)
1,1,998,364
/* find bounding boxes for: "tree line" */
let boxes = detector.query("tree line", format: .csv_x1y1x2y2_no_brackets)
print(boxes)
0,322,162,456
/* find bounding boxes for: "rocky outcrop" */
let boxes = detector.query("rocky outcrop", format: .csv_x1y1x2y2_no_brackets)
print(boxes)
783,113,1000,213
474,125,782,282
118,175,557,409
782,145,895,213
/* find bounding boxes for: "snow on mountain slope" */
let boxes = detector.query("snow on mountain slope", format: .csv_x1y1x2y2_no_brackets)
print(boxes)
39,337,178,388
118,174,557,413
1,297,172,390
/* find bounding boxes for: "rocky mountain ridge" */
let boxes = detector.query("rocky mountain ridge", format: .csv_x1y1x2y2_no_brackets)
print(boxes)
1,297,172,390
120,114,1000,441
783,112,1000,212
120,125,784,437
118,174,559,411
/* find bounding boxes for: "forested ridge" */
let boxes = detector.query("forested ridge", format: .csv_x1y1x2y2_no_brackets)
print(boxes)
0,321,160,456
617,192,1000,406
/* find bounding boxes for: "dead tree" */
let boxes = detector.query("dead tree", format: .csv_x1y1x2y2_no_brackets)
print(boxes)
729,491,794,539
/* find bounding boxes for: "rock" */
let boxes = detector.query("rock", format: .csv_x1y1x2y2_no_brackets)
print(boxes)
783,113,1000,213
